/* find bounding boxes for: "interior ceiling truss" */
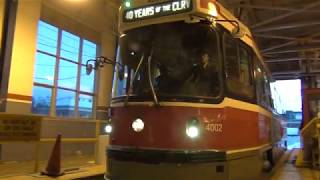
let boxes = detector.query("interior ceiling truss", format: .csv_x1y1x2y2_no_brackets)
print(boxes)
219,0,320,80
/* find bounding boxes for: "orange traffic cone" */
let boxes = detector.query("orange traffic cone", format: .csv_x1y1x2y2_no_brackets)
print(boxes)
41,134,64,177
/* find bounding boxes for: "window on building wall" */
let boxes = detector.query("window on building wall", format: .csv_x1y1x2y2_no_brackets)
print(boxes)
32,21,97,118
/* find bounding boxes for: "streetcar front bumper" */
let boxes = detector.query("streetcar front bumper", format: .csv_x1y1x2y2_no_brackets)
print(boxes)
105,147,228,180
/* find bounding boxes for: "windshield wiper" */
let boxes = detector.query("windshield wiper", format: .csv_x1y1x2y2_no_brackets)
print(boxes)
147,50,160,106
124,54,145,106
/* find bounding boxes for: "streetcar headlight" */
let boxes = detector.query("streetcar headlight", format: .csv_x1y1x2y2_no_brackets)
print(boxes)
186,126,199,138
132,118,144,132
104,124,112,134
186,118,200,138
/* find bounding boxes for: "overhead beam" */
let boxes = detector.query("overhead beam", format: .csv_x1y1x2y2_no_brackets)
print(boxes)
266,58,301,63
272,72,320,77
254,34,320,43
266,58,320,63
272,74,301,80
253,21,320,33
263,45,320,55
262,41,296,53
264,49,317,55
272,71,302,75
272,76,301,80
251,1,320,28
254,34,299,40
309,31,320,39
236,4,320,13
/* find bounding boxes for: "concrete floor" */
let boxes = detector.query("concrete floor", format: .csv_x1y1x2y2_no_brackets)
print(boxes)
270,149,319,180
0,155,96,179
2,165,105,180
271,163,318,180
1,150,320,180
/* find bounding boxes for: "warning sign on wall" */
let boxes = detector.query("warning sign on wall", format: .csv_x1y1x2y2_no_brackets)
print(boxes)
0,114,41,141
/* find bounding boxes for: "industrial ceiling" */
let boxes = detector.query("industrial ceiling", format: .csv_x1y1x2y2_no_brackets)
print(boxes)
219,0,320,80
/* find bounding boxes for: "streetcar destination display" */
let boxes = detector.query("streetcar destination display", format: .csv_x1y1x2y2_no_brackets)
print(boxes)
123,0,192,22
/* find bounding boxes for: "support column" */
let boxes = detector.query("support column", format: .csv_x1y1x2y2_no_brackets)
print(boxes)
5,0,41,114
96,32,117,120
0,0,5,47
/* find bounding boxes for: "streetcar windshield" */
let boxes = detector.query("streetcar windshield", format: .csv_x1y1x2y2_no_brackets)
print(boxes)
112,21,221,101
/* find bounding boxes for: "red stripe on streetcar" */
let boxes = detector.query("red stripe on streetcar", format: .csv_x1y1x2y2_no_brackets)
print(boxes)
110,106,270,150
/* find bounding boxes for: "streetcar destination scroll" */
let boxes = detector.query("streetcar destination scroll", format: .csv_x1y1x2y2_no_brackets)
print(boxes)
123,0,192,22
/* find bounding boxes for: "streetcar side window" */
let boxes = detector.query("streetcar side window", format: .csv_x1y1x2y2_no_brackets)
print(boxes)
265,77,273,109
239,46,251,86
224,35,239,80
223,34,254,99
254,58,271,109
112,46,136,97
254,59,266,107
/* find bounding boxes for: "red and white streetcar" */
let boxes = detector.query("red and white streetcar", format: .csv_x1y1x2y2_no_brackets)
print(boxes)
105,0,286,179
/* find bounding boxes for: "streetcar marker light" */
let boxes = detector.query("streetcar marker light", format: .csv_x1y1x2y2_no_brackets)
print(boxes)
125,1,131,8
208,2,218,17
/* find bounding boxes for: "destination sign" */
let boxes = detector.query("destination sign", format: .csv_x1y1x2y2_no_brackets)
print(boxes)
123,0,192,22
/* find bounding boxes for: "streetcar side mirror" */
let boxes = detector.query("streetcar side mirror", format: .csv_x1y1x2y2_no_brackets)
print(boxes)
86,64,94,75
214,19,245,38
86,59,97,75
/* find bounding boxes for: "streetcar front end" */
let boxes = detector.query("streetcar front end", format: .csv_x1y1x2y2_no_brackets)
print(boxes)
105,0,269,179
